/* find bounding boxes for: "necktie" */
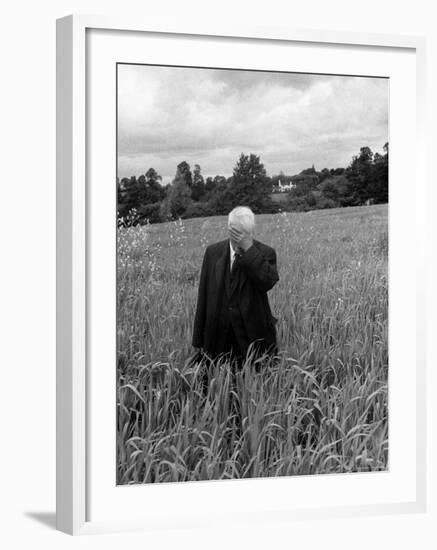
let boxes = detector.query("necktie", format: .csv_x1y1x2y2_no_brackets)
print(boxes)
231,251,240,275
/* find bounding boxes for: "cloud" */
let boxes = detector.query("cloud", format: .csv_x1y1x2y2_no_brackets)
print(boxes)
117,64,388,182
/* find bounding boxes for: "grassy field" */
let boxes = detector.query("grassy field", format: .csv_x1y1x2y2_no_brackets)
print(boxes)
117,204,388,484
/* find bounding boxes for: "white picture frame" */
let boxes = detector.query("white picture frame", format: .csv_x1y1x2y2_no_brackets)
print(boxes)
56,14,427,535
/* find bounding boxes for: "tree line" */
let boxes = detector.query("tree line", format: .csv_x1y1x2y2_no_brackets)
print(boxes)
117,143,388,226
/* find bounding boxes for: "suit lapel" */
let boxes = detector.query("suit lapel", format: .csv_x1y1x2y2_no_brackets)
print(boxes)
215,240,230,297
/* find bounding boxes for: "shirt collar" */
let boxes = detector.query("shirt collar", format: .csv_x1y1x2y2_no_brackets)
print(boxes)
229,240,237,258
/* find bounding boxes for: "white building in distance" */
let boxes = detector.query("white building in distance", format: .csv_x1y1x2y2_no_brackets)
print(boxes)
277,179,296,193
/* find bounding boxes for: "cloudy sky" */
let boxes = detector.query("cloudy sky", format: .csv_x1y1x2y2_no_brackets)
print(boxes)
117,64,388,184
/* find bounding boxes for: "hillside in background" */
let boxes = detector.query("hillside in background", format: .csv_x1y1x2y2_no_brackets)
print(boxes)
117,145,388,226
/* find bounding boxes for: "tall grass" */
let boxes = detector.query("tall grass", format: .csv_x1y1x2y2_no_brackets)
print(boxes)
117,204,388,483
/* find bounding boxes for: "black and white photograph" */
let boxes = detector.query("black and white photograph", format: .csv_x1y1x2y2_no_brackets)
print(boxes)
116,63,389,484
1,0,433,543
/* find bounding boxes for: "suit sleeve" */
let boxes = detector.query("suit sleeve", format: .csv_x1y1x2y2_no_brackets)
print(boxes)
192,247,209,348
238,245,279,292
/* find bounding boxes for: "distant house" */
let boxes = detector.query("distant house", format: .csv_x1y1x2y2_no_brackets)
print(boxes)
277,179,296,193
272,168,319,194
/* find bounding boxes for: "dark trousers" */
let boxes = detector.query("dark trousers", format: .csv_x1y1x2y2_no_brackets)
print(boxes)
200,325,242,390
223,325,244,366
200,326,244,445
222,326,244,446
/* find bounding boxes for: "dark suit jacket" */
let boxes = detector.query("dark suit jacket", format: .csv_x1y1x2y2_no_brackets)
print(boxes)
192,238,279,357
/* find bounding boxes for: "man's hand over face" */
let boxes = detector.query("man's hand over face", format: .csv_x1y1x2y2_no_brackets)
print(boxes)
228,224,253,253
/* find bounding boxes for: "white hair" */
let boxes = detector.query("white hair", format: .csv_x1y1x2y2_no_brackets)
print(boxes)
228,206,255,233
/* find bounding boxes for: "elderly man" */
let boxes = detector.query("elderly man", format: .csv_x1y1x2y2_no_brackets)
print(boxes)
192,206,279,363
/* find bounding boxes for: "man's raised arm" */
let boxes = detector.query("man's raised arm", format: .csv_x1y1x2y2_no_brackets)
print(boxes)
238,245,279,292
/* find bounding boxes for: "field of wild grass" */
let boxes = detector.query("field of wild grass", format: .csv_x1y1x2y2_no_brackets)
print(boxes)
117,204,388,484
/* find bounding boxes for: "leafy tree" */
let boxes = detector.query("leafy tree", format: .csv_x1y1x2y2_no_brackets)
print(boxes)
117,176,144,221
145,168,165,203
286,195,310,212
117,167,167,223
318,175,349,205
163,163,193,219
183,201,213,219
344,146,374,205
139,203,161,223
225,153,271,212
191,164,205,201
202,175,228,207
117,177,130,219
330,167,345,176
202,176,215,201
368,142,388,203
301,164,317,175
212,175,227,191
176,161,193,189
289,172,319,196
159,198,172,222
318,168,331,184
